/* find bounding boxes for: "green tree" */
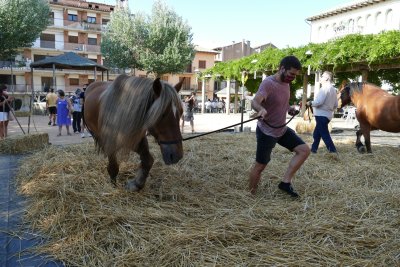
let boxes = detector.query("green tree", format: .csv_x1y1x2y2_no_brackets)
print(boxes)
101,9,146,70
0,0,50,60
101,0,195,77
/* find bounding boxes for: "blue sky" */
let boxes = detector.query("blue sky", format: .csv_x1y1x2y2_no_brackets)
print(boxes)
99,0,353,49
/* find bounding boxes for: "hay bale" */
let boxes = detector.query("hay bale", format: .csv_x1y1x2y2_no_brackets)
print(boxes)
0,133,49,154
295,120,333,134
296,120,316,134
14,111,30,117
14,137,400,266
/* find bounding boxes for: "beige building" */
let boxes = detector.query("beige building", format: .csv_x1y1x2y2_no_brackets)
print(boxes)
134,46,219,102
214,39,276,62
0,0,115,93
0,0,220,105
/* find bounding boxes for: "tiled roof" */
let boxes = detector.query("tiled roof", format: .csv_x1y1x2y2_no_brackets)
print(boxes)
194,46,220,54
50,0,115,12
306,0,386,21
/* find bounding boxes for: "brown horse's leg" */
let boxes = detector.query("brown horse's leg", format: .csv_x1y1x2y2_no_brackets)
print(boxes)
355,129,366,153
125,137,154,192
363,130,372,153
107,154,119,186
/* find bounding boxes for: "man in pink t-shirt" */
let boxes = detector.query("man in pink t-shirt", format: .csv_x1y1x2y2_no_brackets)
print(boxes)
249,56,310,197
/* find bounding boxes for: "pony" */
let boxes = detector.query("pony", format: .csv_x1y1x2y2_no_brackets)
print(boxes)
338,81,400,153
84,75,184,191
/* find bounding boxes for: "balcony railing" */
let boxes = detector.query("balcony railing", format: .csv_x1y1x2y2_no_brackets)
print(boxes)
32,40,100,53
48,17,107,32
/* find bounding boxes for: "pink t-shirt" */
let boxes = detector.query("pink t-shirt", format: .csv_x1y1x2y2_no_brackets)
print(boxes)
255,75,290,137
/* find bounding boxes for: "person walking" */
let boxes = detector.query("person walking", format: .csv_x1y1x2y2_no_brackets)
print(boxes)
0,84,14,139
307,71,338,153
71,88,82,134
80,84,91,138
56,90,72,136
46,88,58,126
249,56,310,197
181,92,195,133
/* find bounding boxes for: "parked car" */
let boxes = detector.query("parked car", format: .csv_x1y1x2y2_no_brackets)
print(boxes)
32,96,47,115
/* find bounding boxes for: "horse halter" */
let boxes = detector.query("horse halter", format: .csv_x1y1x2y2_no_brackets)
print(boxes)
157,138,182,145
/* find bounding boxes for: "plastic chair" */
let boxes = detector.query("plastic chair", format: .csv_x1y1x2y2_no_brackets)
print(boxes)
345,107,357,125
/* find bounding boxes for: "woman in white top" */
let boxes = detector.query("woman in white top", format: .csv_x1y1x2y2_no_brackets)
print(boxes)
307,71,338,153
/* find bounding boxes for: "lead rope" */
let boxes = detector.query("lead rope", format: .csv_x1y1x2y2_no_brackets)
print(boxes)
182,113,298,141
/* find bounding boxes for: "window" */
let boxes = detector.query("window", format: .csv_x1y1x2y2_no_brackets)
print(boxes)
348,19,354,33
102,19,109,25
185,63,192,73
317,26,322,39
375,12,384,32
0,74,16,85
179,77,191,90
366,14,373,33
41,77,53,90
68,14,78,22
69,78,79,86
68,35,78,43
40,33,55,49
89,58,97,63
88,37,97,45
49,12,54,25
34,54,47,61
87,16,96,24
198,60,206,69
356,16,363,32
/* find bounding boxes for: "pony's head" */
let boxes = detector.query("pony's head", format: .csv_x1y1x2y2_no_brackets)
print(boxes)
338,80,352,108
98,75,184,165
146,78,184,165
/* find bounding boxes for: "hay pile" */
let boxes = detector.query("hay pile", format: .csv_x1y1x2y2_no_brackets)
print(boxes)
16,134,400,266
295,120,333,134
0,133,49,154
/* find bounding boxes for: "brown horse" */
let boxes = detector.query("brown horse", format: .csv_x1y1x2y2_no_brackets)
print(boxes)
338,81,400,153
84,75,184,191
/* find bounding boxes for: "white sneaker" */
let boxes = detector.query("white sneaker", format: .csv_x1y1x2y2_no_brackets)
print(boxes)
81,133,85,138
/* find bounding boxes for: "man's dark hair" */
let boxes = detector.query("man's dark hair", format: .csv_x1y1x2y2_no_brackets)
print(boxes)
279,56,302,71
50,88,54,93
0,84,7,91
58,90,65,97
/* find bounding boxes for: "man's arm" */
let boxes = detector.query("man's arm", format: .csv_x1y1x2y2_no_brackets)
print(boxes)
251,94,268,120
309,88,327,107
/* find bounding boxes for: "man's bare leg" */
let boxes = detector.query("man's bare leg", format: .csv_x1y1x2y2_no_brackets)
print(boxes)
249,162,267,194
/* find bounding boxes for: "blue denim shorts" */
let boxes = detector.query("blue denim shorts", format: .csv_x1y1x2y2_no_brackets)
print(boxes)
256,126,305,164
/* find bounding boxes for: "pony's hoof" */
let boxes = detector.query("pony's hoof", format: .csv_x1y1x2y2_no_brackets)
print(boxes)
357,146,366,153
125,180,143,192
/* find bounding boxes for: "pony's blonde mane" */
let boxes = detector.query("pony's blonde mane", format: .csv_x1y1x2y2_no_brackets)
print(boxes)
98,75,182,156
